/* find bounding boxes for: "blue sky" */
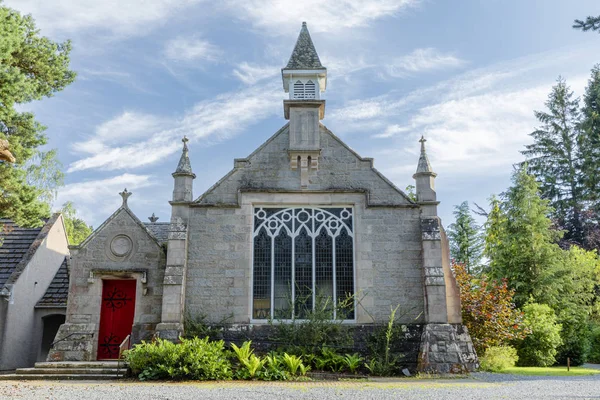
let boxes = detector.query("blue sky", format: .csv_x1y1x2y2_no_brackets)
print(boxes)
6,0,600,227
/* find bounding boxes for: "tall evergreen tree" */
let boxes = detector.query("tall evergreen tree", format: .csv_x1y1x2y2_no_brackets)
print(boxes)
522,78,585,247
580,65,600,203
0,2,75,226
573,16,600,33
447,201,484,273
485,166,563,308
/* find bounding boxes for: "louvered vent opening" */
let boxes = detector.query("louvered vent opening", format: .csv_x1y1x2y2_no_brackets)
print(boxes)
305,80,316,99
293,80,304,99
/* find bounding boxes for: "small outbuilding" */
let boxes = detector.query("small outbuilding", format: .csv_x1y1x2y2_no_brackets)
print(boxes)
0,214,70,370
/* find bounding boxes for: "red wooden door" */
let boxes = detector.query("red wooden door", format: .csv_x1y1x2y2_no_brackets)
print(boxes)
97,280,136,360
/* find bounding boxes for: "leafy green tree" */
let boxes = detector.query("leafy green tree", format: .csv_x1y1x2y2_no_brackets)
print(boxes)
447,201,484,273
485,166,563,308
517,303,562,367
60,202,93,245
522,78,585,247
0,2,75,226
573,16,600,33
552,246,599,365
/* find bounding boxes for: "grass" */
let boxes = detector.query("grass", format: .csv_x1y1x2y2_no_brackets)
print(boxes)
500,366,600,376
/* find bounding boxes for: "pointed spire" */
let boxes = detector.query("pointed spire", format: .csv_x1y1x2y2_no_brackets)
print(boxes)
174,136,194,176
415,136,435,175
284,22,324,70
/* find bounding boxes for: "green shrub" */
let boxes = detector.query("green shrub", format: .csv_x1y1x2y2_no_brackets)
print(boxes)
365,305,404,376
125,337,232,381
269,295,354,355
479,346,519,372
588,324,600,363
282,353,307,376
517,303,562,367
555,309,591,366
314,346,345,372
343,353,364,374
264,352,290,380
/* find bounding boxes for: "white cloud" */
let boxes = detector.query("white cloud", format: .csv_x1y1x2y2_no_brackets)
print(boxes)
6,0,204,37
7,0,419,39
224,0,421,34
164,36,222,62
233,62,280,85
329,45,598,180
68,82,282,172
374,124,410,139
387,48,465,76
55,173,155,223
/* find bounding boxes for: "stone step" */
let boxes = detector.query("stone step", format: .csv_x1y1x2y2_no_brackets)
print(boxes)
16,368,125,375
34,361,123,369
0,374,121,381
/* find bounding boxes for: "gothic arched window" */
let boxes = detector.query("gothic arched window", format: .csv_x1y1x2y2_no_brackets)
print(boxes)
252,207,355,320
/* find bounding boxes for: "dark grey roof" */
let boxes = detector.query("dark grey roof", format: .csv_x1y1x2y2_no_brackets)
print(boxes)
144,223,169,243
283,22,324,70
0,219,44,287
36,257,69,308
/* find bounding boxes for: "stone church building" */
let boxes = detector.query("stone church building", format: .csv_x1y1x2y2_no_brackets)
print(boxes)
48,23,476,373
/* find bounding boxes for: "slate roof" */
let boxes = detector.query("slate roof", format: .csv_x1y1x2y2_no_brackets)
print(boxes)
36,257,69,308
144,222,169,243
283,22,324,70
0,219,44,288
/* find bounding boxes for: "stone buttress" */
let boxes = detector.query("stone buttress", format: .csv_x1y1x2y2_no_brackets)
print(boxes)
414,137,478,373
155,137,195,340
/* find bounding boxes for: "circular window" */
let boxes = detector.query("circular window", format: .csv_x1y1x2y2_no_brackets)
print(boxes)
110,235,133,257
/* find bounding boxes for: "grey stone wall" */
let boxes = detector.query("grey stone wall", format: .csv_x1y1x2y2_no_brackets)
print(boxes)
417,323,479,374
186,125,424,325
48,208,166,361
197,125,414,207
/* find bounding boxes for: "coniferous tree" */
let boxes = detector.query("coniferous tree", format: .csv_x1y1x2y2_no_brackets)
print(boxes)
0,3,75,226
447,201,484,274
574,16,600,33
522,78,586,247
580,65,600,203
485,166,563,308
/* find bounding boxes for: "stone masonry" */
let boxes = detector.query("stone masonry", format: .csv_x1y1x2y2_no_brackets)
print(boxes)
47,22,477,374
48,199,166,361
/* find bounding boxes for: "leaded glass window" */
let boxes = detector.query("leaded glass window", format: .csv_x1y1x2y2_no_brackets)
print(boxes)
252,207,354,320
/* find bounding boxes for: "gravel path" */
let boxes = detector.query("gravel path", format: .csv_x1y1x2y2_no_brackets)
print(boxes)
1,373,600,400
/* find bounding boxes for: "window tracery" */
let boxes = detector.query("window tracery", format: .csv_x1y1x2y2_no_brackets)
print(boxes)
252,207,354,320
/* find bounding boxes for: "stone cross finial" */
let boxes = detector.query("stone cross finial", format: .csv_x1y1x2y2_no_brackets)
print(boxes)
148,213,159,223
182,136,189,150
415,136,434,175
119,188,132,207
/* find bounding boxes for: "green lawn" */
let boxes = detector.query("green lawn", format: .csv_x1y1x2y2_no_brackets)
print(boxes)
500,366,600,376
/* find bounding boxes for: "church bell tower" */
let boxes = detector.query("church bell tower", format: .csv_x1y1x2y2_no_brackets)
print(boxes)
282,22,327,188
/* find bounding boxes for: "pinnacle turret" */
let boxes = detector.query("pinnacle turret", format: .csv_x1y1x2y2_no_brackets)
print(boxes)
414,136,436,176
173,136,195,177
